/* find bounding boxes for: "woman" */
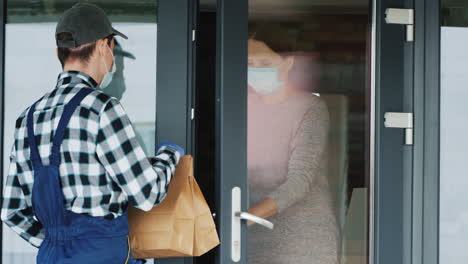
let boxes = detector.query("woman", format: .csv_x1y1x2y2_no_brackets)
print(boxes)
247,25,340,264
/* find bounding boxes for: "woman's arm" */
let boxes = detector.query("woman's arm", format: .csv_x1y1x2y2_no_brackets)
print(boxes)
247,197,278,226
248,98,330,224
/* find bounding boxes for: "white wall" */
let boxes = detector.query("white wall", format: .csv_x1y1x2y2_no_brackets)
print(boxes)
440,26,468,264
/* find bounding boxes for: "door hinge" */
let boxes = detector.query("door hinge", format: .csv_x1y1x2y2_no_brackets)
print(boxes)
192,29,196,42
384,112,413,145
385,8,414,42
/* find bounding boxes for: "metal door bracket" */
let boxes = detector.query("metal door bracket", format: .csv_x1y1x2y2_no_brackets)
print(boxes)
385,8,414,42
384,112,413,145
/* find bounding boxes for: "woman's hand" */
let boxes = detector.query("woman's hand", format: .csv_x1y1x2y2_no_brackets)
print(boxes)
247,197,279,226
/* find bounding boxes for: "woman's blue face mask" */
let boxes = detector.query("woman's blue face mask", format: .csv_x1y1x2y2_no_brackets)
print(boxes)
247,67,284,95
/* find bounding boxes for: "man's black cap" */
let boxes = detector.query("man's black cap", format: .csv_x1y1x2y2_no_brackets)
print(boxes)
56,3,128,48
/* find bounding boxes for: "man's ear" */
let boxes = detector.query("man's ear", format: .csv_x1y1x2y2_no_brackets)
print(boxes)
96,38,107,56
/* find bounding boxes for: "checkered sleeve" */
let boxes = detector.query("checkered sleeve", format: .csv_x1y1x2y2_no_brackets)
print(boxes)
1,144,45,248
95,98,181,211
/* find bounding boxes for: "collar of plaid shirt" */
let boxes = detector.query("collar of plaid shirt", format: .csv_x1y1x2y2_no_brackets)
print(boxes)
56,71,98,89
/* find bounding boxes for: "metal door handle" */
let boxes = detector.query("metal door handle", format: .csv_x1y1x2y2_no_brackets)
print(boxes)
231,187,275,262
235,212,274,229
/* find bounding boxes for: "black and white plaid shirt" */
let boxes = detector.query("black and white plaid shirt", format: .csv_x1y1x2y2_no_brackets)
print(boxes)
1,71,180,247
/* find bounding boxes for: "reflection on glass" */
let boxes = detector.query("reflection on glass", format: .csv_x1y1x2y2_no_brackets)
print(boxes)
105,40,156,156
2,1,157,263
7,0,157,23
247,2,369,264
440,1,468,263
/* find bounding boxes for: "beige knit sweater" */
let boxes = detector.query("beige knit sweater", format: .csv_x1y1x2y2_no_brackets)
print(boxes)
247,92,340,264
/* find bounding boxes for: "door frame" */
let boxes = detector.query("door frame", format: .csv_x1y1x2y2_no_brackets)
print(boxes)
156,0,197,264
156,0,196,155
214,0,249,264
374,0,412,262
412,0,440,263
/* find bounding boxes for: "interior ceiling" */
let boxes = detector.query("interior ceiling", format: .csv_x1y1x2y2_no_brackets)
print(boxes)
200,0,369,12
9,0,155,4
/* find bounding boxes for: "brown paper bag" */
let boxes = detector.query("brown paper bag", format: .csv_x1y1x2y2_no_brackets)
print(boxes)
128,155,220,259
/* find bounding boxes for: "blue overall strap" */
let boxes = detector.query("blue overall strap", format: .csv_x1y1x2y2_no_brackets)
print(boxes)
27,102,42,169
49,88,93,166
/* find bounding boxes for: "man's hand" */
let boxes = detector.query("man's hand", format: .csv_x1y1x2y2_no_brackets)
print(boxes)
158,141,185,157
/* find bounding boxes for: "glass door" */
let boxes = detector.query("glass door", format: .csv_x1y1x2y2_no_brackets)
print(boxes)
245,2,369,263
1,1,194,264
245,3,371,264
205,0,415,263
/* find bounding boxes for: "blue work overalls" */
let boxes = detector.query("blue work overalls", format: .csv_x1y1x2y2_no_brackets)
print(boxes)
27,88,138,264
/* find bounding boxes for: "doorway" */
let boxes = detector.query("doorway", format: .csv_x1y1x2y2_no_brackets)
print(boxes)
194,0,380,263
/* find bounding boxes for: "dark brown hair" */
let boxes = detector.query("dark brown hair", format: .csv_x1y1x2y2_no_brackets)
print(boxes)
57,33,114,68
249,22,295,54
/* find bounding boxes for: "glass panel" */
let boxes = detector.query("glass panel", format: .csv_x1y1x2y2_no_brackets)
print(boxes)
246,1,370,264
2,1,157,263
440,1,468,263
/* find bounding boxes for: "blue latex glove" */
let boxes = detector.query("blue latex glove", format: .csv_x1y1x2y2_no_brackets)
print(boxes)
158,141,185,157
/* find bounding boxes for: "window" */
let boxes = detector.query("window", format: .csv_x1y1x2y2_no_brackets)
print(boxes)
2,1,157,262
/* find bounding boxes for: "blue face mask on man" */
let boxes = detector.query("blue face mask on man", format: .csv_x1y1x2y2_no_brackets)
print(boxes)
247,67,284,95
100,45,116,89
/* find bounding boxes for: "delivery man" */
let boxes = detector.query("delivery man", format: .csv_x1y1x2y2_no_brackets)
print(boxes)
0,3,183,263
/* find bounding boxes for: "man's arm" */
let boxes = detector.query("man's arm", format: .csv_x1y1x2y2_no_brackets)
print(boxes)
1,145,45,248
95,98,182,211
